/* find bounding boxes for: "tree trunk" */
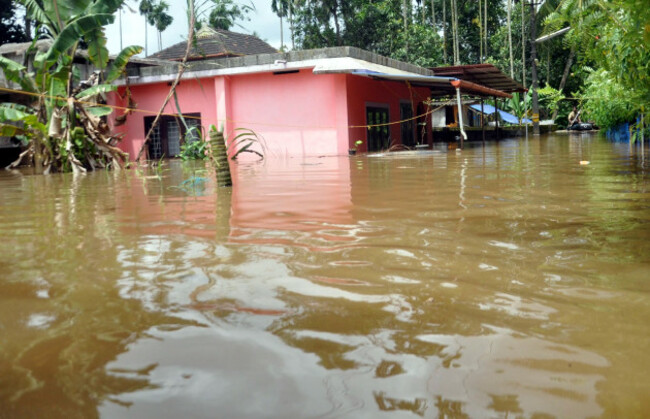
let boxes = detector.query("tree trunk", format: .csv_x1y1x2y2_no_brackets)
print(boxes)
431,0,436,28
442,0,447,64
289,3,295,50
483,0,490,59
507,0,514,78
521,3,526,86
24,15,32,40
552,46,575,120
332,6,342,46
279,15,284,50
402,0,409,54
452,0,459,65
209,126,232,187
119,8,123,50
421,0,425,24
479,0,482,63
144,18,148,57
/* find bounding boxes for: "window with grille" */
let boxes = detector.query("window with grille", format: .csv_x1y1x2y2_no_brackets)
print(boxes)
143,113,201,159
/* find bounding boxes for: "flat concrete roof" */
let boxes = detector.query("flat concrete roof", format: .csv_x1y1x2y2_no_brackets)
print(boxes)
120,46,434,85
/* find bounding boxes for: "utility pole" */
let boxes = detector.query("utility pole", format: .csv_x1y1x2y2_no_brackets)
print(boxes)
529,0,540,135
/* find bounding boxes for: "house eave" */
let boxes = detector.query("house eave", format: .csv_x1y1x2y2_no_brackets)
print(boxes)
115,46,433,86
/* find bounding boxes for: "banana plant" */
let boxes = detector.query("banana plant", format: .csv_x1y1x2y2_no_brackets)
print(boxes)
504,91,532,126
0,0,142,173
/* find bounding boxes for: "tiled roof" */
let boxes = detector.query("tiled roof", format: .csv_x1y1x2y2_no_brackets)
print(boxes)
148,27,277,61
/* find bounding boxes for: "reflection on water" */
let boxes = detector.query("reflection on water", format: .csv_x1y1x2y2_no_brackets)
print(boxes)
1,135,649,417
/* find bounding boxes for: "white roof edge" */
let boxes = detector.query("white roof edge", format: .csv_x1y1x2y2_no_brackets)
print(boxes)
350,70,456,84
114,56,424,86
312,57,423,76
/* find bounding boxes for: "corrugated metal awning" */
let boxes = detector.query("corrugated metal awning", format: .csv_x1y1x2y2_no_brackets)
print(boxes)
431,64,526,93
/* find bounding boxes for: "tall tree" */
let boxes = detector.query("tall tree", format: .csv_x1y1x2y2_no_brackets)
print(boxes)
402,0,409,53
451,0,459,64
430,0,436,29
271,0,288,50
442,0,447,63
151,0,173,50
478,0,482,62
0,0,29,45
507,0,514,78
208,0,252,31
139,0,155,56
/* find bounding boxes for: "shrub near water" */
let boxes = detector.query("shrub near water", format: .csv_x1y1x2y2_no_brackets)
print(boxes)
581,69,640,129
179,139,207,160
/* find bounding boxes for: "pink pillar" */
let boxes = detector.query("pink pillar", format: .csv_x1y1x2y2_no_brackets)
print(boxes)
214,76,232,136
334,74,350,154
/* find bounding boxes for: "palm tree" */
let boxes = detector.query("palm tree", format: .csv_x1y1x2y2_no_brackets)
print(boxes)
208,0,253,31
451,0,459,64
507,0,514,78
478,0,483,62
402,0,409,53
139,0,155,56
430,0,436,28
483,0,488,58
521,1,526,85
442,0,447,63
151,0,173,50
271,0,288,50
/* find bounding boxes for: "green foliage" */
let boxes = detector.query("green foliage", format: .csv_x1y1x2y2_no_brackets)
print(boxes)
0,0,140,172
581,68,640,129
503,91,532,125
544,0,649,127
227,128,265,161
179,137,207,160
538,84,565,117
206,0,253,31
0,0,29,44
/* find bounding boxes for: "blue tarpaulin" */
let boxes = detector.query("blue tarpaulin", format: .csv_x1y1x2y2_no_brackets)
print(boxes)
469,104,531,125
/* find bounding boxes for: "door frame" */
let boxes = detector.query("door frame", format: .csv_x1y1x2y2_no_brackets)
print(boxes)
365,103,390,152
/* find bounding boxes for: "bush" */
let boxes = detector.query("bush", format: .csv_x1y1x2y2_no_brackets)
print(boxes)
179,139,207,160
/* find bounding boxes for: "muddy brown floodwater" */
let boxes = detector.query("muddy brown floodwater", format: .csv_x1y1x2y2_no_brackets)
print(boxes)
1,134,649,418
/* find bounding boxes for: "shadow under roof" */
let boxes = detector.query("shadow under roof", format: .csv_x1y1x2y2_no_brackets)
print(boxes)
349,70,512,98
430,64,526,93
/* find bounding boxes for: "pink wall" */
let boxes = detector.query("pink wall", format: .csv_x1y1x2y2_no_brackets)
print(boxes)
109,68,433,161
345,74,432,152
109,78,218,159
228,70,349,158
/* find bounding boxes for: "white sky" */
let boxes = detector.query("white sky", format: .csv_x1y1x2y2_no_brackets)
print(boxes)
105,0,285,56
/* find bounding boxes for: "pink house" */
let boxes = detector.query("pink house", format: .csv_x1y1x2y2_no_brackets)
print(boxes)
109,31,508,160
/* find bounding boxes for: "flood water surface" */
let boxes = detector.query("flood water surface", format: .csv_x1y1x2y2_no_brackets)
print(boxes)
1,135,649,418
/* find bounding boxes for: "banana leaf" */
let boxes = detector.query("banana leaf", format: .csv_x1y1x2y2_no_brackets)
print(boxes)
44,0,92,29
43,13,114,63
20,0,55,33
75,84,117,100
106,45,143,82
85,106,113,117
85,27,110,70
0,123,26,137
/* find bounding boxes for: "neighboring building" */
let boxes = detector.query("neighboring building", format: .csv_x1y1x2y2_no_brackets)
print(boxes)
148,26,278,61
